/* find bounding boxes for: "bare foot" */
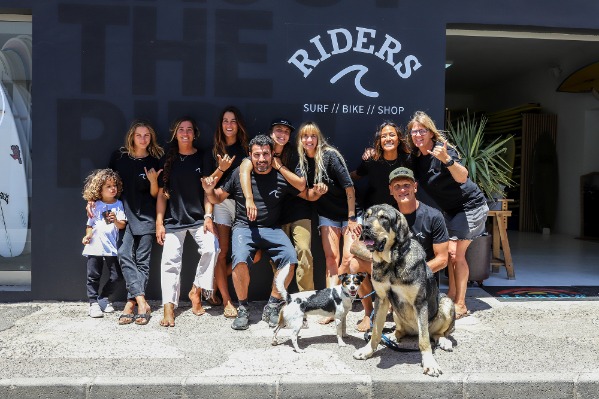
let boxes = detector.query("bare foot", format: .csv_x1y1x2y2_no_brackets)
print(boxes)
160,303,175,327
223,301,237,318
318,316,334,325
118,300,136,325
356,316,371,332
189,285,206,316
455,304,470,319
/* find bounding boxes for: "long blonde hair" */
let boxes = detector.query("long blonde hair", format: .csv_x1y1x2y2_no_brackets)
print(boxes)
121,119,164,159
296,121,348,185
406,111,454,156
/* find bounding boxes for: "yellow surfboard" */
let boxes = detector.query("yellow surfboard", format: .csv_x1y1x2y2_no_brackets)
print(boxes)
557,61,599,93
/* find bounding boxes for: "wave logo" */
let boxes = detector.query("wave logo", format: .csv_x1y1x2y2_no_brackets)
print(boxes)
288,27,422,98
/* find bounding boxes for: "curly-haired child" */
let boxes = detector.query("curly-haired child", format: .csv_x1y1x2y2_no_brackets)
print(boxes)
82,168,127,318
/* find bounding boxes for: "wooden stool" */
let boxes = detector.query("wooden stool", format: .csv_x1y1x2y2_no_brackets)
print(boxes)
488,199,515,279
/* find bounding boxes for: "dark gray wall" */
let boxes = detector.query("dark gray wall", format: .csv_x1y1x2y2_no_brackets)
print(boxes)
1,0,598,300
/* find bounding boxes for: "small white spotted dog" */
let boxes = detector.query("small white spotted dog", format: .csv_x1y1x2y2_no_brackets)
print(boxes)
272,272,366,353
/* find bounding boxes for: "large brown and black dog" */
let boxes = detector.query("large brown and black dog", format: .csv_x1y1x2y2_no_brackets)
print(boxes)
352,204,455,377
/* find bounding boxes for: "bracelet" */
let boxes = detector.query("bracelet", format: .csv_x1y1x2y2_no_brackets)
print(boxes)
277,165,283,171
217,167,225,173
444,159,455,167
204,213,213,220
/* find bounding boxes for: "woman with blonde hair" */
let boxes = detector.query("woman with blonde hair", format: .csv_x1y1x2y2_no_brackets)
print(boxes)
407,111,488,318
296,121,363,323
86,120,163,325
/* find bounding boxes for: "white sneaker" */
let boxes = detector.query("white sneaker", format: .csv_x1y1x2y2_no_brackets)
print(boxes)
89,302,104,318
98,298,114,313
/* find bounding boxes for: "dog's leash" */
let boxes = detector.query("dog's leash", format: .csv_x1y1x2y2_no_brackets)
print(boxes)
361,292,420,353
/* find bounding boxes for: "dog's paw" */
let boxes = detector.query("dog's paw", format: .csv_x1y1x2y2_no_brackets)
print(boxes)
353,345,374,360
294,348,306,353
337,340,347,347
437,337,453,352
271,338,279,346
422,353,442,377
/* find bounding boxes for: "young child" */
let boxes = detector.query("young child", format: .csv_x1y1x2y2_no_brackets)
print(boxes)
81,169,127,318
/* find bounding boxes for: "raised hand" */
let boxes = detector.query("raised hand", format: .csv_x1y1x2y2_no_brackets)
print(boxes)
217,154,236,172
145,167,163,184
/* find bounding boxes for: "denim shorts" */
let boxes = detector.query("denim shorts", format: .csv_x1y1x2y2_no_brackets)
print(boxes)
318,215,363,229
213,198,235,226
444,202,489,241
231,226,297,270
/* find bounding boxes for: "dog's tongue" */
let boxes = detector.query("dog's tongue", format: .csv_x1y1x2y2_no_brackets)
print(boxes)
363,239,375,246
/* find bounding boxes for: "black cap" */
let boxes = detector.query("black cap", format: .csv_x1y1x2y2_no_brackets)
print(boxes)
389,167,415,183
271,118,295,133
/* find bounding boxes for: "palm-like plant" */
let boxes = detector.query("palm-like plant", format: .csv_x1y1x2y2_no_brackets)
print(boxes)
446,112,514,200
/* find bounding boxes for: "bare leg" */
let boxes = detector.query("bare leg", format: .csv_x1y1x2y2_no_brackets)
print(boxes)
215,224,236,316
188,284,206,316
452,240,472,316
319,225,342,324
160,303,175,327
342,230,372,332
232,262,250,303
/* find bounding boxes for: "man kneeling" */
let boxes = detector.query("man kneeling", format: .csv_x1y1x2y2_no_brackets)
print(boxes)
203,135,321,330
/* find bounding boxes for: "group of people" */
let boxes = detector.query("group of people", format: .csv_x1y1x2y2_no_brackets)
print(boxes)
81,108,488,330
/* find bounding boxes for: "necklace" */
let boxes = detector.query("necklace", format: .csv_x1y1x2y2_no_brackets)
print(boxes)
382,157,398,167
179,154,189,162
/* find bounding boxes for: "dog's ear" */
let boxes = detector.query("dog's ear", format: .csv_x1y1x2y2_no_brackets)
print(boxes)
339,273,348,281
395,209,412,244
357,272,368,281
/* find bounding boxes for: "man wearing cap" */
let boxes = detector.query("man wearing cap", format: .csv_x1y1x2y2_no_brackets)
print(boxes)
349,167,448,328
388,167,449,274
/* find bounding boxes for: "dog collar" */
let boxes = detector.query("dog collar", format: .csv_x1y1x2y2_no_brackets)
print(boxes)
398,240,411,258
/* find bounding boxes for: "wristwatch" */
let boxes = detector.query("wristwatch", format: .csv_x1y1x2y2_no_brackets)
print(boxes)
444,159,455,167
204,213,213,220
348,215,357,222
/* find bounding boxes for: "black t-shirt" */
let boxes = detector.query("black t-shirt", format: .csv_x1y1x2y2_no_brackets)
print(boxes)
222,167,300,228
108,150,161,235
209,141,247,188
355,152,412,209
279,149,312,224
300,150,355,221
413,143,486,214
403,202,448,262
158,150,211,232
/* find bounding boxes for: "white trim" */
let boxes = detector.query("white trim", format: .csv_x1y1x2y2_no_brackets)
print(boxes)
446,29,599,42
0,14,32,23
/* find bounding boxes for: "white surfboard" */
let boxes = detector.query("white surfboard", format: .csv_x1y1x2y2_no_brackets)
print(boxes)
2,49,27,83
2,36,32,82
0,82,28,257
6,83,32,192
14,83,31,148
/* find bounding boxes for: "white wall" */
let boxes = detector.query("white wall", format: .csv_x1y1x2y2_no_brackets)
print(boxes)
447,47,599,236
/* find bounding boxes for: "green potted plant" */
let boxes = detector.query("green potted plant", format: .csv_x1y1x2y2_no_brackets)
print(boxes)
445,111,515,284
446,111,514,202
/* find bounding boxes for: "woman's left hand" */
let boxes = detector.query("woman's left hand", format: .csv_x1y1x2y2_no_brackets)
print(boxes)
145,167,163,184
272,157,282,172
346,220,362,239
203,217,218,238
217,154,236,172
427,141,451,164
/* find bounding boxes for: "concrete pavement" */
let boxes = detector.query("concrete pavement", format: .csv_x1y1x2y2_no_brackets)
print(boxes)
0,286,598,398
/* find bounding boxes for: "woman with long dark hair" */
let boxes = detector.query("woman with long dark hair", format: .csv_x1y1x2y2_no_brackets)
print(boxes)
156,116,219,327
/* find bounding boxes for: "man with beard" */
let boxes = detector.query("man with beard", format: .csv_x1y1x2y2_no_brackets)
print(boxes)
203,134,325,330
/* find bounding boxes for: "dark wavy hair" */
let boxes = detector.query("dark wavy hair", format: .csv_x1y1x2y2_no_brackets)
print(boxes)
248,134,274,153
372,120,410,161
162,116,199,199
212,106,249,162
